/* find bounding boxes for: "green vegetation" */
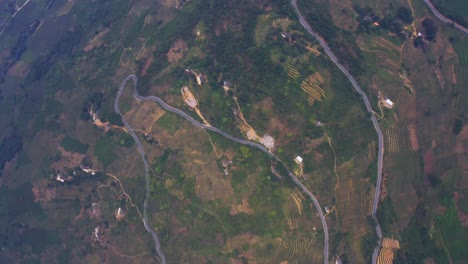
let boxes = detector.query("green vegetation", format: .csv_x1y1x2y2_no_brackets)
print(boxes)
354,4,414,39
376,196,397,236
422,18,438,42
396,204,448,263
156,113,182,133
452,118,464,135
0,183,45,250
0,131,22,175
432,0,468,27
94,137,116,168
436,200,468,261
114,131,135,148
0,0,464,262
60,136,89,154
396,7,414,24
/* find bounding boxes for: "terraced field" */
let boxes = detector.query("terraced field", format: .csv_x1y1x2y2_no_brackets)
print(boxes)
377,238,400,264
382,113,412,154
300,72,326,105
356,35,401,72
254,235,318,263
288,66,301,79
383,115,401,153
286,189,305,230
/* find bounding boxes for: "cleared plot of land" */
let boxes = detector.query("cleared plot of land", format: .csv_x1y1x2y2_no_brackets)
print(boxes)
328,0,358,31
124,100,166,134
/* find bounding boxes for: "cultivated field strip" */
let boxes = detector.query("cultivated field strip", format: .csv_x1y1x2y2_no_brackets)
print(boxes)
377,247,394,264
279,237,314,261
301,73,326,105
288,66,300,79
383,117,400,153
286,190,305,230
398,123,410,150
254,236,315,263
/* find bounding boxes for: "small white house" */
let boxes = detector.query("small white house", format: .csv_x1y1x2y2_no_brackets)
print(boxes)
116,207,127,220
383,98,394,109
56,174,65,183
294,156,303,164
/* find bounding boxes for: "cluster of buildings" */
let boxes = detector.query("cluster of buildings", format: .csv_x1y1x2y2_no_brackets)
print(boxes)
55,165,97,183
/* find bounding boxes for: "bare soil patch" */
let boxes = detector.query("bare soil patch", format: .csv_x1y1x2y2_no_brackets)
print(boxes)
455,124,468,155
52,146,85,171
125,101,166,134
55,0,75,16
329,0,357,31
140,56,153,77
7,60,29,78
405,96,419,151
408,122,419,151
32,180,56,203
230,199,254,215
423,148,434,175
191,154,234,202
255,96,274,113
84,28,109,52
167,39,188,63
267,116,293,142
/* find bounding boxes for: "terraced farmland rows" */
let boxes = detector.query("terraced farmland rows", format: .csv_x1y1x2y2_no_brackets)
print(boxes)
290,189,305,215
279,237,314,260
254,239,282,262
356,35,401,71
377,247,395,264
383,117,400,153
341,179,353,206
398,120,410,150
301,73,326,105
286,190,305,230
254,236,315,263
288,66,300,79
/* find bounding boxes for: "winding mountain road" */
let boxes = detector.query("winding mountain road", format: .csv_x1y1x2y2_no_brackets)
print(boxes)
115,77,166,264
291,0,384,263
116,74,329,263
424,0,468,35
